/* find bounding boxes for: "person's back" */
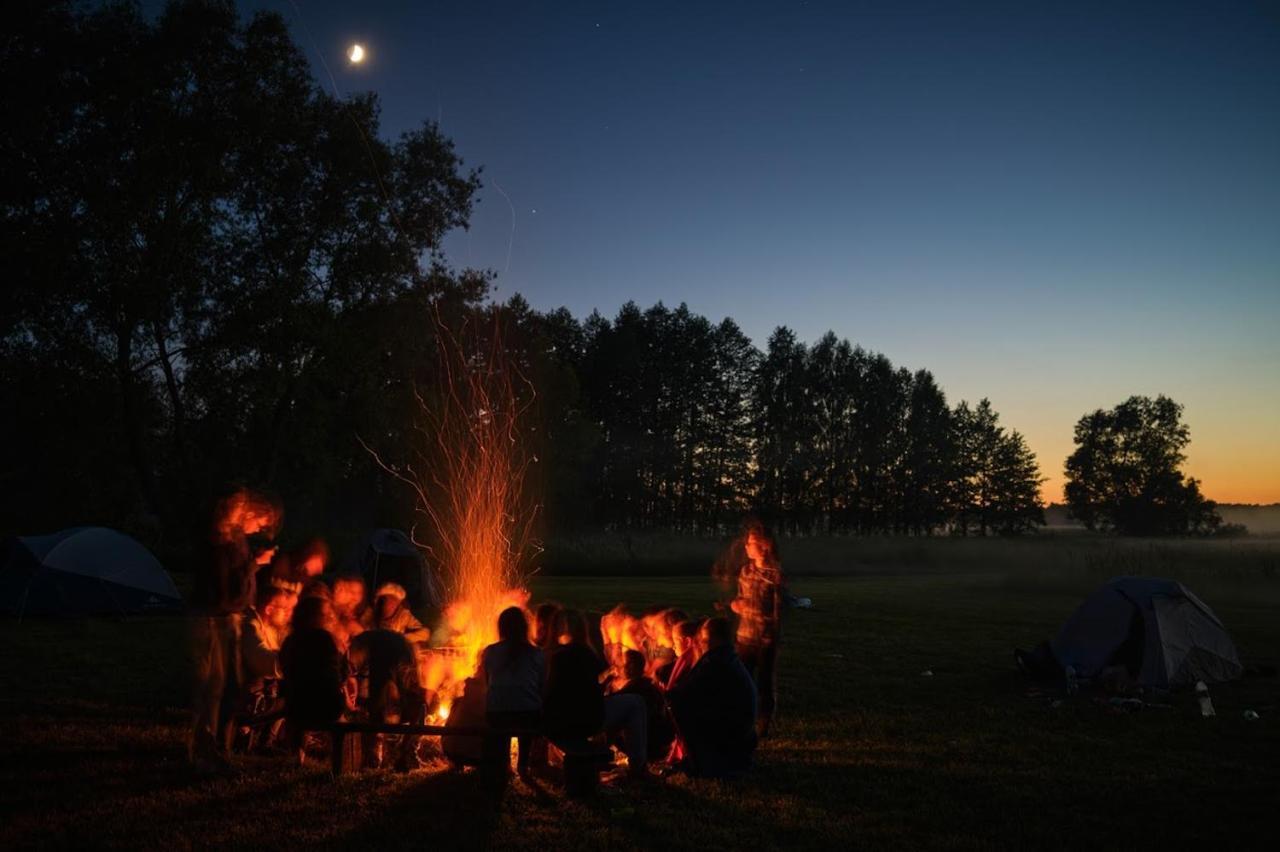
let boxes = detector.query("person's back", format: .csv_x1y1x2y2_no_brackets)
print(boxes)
481,641,545,715
544,642,606,738
349,629,418,700
280,627,347,725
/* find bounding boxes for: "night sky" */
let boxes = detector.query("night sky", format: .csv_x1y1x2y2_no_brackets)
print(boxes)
218,0,1279,503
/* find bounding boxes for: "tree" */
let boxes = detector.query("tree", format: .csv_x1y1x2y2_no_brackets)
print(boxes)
1,1,480,545
953,399,1045,535
1064,395,1220,535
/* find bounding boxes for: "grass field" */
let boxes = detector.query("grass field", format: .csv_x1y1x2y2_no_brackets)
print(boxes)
3,544,1279,850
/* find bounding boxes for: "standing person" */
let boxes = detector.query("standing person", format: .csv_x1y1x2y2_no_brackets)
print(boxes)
189,488,280,773
728,518,783,738
478,607,545,792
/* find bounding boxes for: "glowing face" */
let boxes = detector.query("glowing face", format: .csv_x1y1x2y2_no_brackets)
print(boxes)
744,531,765,563
348,43,365,64
265,594,297,630
302,555,326,577
332,581,364,612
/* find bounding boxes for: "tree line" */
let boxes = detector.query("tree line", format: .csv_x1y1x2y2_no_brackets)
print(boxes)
4,2,1221,556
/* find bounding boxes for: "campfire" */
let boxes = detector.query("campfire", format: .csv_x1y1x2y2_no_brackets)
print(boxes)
367,307,538,720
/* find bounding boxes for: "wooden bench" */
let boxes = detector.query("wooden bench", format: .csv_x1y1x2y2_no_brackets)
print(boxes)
308,721,612,786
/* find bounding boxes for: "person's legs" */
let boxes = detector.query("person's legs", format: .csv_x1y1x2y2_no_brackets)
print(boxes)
757,641,778,737
216,614,243,754
603,693,648,773
190,616,230,767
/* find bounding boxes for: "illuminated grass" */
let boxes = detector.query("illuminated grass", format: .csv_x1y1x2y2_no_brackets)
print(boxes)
2,567,1278,850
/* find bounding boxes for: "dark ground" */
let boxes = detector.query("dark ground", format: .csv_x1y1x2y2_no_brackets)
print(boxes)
2,566,1278,850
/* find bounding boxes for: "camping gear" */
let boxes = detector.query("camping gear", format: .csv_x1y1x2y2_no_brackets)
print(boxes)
0,527,183,616
1051,577,1242,689
349,529,440,610
1196,681,1216,717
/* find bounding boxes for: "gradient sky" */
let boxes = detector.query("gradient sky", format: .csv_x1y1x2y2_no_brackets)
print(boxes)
225,0,1280,503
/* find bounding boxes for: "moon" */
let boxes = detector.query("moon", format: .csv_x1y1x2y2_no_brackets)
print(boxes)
348,43,365,64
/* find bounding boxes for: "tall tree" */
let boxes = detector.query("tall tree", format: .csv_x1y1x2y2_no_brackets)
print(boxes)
1064,395,1220,535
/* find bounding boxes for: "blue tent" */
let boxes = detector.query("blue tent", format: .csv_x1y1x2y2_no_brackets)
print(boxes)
1051,577,1241,688
1,527,183,616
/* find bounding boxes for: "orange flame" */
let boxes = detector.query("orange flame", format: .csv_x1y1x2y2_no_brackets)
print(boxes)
364,307,539,717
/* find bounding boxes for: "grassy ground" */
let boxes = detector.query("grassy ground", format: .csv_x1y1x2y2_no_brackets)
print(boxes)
2,559,1279,850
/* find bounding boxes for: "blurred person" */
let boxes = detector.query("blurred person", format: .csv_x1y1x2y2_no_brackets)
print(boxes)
668,617,757,779
528,601,562,771
616,649,674,762
666,621,702,691
348,628,426,771
279,595,350,765
663,620,702,766
189,487,280,772
332,575,373,648
542,609,606,744
374,582,431,644
242,584,297,696
237,584,296,751
478,607,545,791
728,518,783,738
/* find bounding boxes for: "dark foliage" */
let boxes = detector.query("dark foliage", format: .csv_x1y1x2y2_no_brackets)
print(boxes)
2,1,1047,561
1064,395,1221,536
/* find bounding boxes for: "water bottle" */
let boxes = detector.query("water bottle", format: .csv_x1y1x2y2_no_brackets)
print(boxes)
1064,665,1078,696
1195,681,1215,717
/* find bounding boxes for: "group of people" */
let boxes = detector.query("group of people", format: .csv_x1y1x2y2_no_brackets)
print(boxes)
188,487,785,794
188,488,432,774
472,519,784,790
474,601,764,793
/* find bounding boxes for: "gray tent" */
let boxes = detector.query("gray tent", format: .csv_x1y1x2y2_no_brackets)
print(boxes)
349,529,442,609
1051,577,1241,688
1,527,183,616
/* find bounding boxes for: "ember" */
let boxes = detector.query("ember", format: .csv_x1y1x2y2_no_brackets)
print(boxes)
367,309,539,719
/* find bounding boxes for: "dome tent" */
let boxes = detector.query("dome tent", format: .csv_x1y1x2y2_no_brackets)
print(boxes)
1,527,182,616
348,528,442,610
1051,577,1241,688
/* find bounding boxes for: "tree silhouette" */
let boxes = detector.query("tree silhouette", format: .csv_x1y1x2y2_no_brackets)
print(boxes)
1064,395,1220,535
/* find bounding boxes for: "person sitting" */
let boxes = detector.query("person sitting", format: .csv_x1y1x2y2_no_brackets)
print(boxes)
478,607,545,792
543,610,648,780
667,617,757,779
243,585,297,696
616,649,674,763
348,628,426,771
373,582,431,644
332,575,373,649
279,596,351,765
233,583,296,752
543,609,609,794
666,621,702,691
527,601,562,771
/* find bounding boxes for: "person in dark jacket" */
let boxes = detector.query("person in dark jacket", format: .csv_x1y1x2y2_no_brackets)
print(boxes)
667,617,758,779
478,607,545,791
189,487,280,772
348,628,425,771
542,609,606,742
616,650,674,762
279,596,350,766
